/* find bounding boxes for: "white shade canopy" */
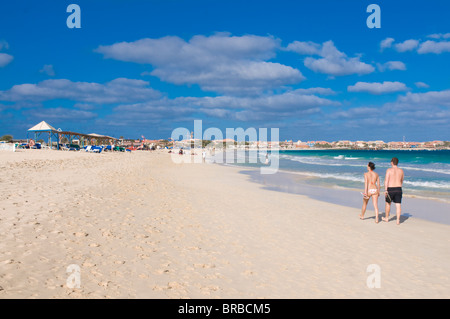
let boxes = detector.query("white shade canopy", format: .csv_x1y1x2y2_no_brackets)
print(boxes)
28,121,57,132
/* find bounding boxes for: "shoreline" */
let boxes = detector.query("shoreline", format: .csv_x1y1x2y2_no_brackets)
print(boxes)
212,148,449,208
225,165,450,225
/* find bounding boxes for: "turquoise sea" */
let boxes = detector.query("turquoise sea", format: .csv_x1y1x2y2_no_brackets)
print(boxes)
226,149,450,202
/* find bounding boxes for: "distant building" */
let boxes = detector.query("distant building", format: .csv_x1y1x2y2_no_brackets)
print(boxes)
336,140,352,147
388,141,406,148
294,140,309,148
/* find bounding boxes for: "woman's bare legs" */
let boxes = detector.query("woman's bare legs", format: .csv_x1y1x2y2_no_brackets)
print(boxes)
372,194,379,223
360,197,369,219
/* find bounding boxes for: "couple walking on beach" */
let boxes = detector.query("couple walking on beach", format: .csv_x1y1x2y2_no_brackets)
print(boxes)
360,157,404,225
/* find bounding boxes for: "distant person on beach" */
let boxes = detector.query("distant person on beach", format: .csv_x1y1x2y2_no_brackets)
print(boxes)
360,162,380,223
383,157,404,225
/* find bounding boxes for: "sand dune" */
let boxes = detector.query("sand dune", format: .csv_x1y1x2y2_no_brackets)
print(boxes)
0,149,449,298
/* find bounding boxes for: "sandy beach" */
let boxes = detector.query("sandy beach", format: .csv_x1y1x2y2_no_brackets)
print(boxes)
0,149,449,298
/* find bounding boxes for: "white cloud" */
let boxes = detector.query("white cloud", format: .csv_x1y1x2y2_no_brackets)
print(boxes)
287,40,374,76
380,37,395,50
427,33,450,39
329,107,380,120
200,108,232,119
348,81,408,94
327,88,450,132
27,107,97,121
292,87,337,95
103,99,197,128
0,53,13,67
0,78,161,104
387,35,450,54
394,39,419,52
103,88,340,126
414,82,430,88
393,89,450,109
73,103,96,110
417,40,450,54
286,41,321,55
377,61,406,72
379,90,450,131
96,34,305,95
39,64,55,77
187,89,340,112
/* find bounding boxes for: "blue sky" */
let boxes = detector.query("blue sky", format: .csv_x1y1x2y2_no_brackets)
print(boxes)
1,0,449,141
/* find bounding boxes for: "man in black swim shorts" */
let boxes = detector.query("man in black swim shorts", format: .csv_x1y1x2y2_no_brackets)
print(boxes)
387,187,402,204
383,157,404,225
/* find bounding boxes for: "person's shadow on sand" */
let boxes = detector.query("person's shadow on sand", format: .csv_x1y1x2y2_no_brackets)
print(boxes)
380,212,411,224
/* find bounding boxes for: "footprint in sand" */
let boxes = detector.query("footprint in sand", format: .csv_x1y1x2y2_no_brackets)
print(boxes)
101,230,113,238
135,234,149,239
193,263,216,269
82,262,96,268
2,259,18,265
90,269,103,277
167,282,186,290
98,281,112,288
73,232,89,237
45,279,57,290
242,270,256,276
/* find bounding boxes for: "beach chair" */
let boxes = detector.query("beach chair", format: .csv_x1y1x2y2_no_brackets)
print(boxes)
91,146,103,153
68,144,80,151
85,145,92,152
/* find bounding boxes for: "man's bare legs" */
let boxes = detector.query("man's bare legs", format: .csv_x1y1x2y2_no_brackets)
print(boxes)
395,203,401,225
383,202,391,222
383,202,401,224
360,197,369,219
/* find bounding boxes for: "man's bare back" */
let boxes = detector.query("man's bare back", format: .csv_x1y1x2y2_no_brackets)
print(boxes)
385,166,404,188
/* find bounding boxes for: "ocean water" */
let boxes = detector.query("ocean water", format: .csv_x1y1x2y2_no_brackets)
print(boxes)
221,149,450,202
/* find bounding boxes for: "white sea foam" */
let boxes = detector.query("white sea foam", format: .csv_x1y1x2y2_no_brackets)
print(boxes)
401,166,450,175
403,180,450,189
281,154,450,175
283,155,365,167
277,169,364,183
283,170,450,190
